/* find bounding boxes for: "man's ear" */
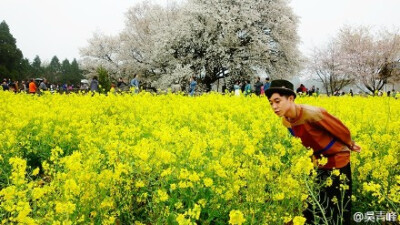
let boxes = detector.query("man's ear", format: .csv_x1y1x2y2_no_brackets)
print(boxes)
288,95,295,102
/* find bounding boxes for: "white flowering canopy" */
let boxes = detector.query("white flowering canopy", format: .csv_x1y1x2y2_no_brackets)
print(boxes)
80,0,301,90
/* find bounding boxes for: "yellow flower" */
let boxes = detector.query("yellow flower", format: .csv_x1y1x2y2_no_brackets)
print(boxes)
331,196,338,205
100,199,114,209
340,184,349,191
189,172,200,182
318,157,328,166
229,210,246,225
64,179,79,196
273,193,285,201
156,189,169,202
332,169,340,176
325,177,333,187
135,180,145,188
198,199,207,208
161,168,172,177
1,91,399,224
90,211,97,217
32,187,46,200
31,168,40,176
293,216,306,225
55,202,76,215
174,202,183,209
284,216,292,223
9,157,27,185
176,214,194,225
203,178,213,187
187,204,201,220
301,194,308,201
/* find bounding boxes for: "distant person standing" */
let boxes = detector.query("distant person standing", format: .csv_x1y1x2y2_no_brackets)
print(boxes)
130,74,140,93
171,80,181,93
12,81,19,93
254,77,263,96
90,76,99,96
117,77,127,91
29,79,37,94
50,83,56,93
189,76,197,96
234,81,241,96
333,88,340,96
80,82,89,92
1,79,9,91
20,81,27,92
308,85,315,96
222,83,227,93
39,79,48,91
62,83,68,92
263,77,271,92
244,80,252,96
9,82,17,93
392,89,396,98
110,83,117,95
296,84,307,94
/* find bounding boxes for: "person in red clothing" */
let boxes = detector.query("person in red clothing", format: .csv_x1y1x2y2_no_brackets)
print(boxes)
29,79,37,94
266,80,361,225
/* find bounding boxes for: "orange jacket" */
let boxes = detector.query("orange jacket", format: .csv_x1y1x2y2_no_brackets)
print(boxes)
29,82,37,93
283,105,353,169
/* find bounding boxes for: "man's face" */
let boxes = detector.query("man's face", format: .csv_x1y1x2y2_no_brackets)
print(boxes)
268,93,293,117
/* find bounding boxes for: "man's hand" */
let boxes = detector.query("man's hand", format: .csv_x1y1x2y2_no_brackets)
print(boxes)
352,143,361,153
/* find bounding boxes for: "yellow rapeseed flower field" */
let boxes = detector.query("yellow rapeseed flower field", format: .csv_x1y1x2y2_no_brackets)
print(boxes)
0,91,398,224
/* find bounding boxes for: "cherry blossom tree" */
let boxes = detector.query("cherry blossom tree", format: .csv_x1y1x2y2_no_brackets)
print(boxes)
307,40,352,95
80,0,301,91
338,26,400,93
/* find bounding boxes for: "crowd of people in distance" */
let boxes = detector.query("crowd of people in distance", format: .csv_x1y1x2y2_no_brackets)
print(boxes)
1,78,83,94
1,76,399,98
225,77,271,97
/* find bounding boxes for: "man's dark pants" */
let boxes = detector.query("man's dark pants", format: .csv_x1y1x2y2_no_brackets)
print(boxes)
304,163,352,225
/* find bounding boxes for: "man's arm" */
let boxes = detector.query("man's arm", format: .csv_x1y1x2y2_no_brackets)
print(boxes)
314,108,354,150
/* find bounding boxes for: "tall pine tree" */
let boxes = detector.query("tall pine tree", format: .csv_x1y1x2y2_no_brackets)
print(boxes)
0,20,23,80
60,59,71,84
18,58,32,81
70,59,83,85
46,56,61,83
31,55,43,78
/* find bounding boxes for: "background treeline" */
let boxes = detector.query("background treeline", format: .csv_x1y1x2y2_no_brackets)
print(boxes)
0,21,83,85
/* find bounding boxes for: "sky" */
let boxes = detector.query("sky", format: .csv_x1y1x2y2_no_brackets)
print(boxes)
1,0,400,62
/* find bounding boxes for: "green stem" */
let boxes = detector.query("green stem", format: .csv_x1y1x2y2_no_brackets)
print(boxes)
305,181,329,225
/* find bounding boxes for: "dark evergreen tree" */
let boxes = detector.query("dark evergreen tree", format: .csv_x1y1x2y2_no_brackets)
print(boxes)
31,55,43,78
60,59,71,84
0,20,23,80
46,56,61,83
70,59,83,85
17,58,32,81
